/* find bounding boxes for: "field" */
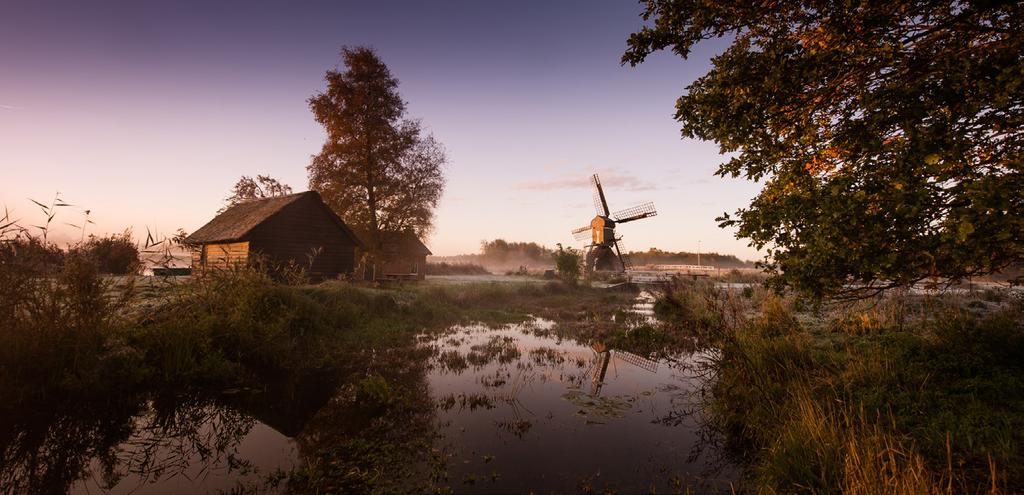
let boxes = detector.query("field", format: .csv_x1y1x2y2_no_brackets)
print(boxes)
3,266,733,493
2,255,1022,494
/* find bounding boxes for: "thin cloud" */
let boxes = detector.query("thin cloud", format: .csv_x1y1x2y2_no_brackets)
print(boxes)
0,104,18,110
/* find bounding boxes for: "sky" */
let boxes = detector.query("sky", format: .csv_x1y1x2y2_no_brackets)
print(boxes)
0,0,763,259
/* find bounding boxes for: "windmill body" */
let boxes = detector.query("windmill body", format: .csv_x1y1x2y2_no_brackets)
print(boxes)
571,174,657,275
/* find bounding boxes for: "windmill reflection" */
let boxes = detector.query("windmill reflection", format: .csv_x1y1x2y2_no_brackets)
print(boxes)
588,342,659,396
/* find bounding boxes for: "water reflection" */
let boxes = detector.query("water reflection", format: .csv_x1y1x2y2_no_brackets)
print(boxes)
420,315,738,493
0,292,735,493
0,397,141,494
71,397,291,495
0,389,304,494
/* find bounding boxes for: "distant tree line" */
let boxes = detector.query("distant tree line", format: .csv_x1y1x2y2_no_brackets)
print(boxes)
627,248,752,268
431,239,554,271
479,239,553,262
431,240,753,271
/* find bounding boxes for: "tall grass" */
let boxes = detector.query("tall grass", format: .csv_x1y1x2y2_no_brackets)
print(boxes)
653,279,1021,493
2,201,615,397
424,261,490,275
653,277,746,335
0,221,138,399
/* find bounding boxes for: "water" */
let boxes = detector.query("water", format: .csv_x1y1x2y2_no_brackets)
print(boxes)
419,295,736,493
69,402,296,494
2,293,736,493
2,384,321,494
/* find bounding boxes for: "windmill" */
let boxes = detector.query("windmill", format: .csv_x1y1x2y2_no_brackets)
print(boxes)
571,174,657,274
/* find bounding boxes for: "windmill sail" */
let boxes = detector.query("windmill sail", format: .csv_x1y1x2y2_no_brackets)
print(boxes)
591,174,610,216
612,202,657,223
613,238,633,271
615,350,659,373
571,224,592,241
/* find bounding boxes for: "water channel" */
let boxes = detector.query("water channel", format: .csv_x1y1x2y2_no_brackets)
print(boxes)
1,292,738,493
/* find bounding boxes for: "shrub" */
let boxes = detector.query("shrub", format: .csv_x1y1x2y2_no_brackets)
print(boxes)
0,245,135,398
653,277,742,335
74,231,141,275
356,374,393,409
553,244,581,284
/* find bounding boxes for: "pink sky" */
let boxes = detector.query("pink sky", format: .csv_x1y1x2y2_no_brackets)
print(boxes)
0,1,763,260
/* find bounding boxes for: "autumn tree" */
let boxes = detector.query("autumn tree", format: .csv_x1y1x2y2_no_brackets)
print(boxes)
307,46,446,248
222,175,293,212
624,1,1024,298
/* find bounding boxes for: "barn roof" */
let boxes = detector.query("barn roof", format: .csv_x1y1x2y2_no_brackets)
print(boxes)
383,231,432,256
185,191,363,247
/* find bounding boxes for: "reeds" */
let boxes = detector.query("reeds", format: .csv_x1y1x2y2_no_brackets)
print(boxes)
0,208,137,398
424,261,490,275
652,278,1021,492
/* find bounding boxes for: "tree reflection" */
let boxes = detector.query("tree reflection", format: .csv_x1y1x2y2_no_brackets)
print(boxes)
0,393,261,494
0,396,140,493
93,394,256,490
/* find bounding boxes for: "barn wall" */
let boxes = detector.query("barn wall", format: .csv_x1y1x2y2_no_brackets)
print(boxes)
378,254,427,280
193,242,250,271
246,195,358,278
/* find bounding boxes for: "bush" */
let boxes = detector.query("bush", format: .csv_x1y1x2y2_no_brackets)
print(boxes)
73,231,141,275
653,277,743,335
553,244,581,284
0,235,64,272
0,245,135,398
356,374,393,409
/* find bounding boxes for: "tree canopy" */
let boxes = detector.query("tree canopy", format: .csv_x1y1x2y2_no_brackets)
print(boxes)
624,1,1023,297
308,46,446,247
222,175,293,212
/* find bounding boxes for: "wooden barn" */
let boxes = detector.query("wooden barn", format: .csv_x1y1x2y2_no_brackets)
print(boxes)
362,231,432,281
185,191,363,279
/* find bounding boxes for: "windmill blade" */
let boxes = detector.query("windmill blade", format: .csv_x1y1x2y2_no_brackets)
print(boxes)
614,350,659,373
590,174,610,216
613,238,633,271
572,224,592,242
612,202,657,223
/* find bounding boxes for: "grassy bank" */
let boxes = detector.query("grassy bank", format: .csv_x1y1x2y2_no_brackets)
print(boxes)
1,250,639,492
2,261,634,397
655,279,1024,493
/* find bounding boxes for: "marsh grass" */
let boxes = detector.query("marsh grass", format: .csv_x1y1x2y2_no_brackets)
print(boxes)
0,219,139,400
425,261,490,275
653,277,750,339
2,205,634,396
654,278,1023,493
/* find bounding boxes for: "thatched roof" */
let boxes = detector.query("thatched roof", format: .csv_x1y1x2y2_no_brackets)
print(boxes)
380,231,432,256
185,191,362,247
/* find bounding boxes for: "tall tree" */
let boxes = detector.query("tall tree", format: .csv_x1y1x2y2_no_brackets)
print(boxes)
222,175,293,212
308,46,446,247
624,1,1024,298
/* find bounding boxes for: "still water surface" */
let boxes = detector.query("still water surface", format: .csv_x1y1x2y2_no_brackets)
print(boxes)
420,301,736,492
4,293,737,493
